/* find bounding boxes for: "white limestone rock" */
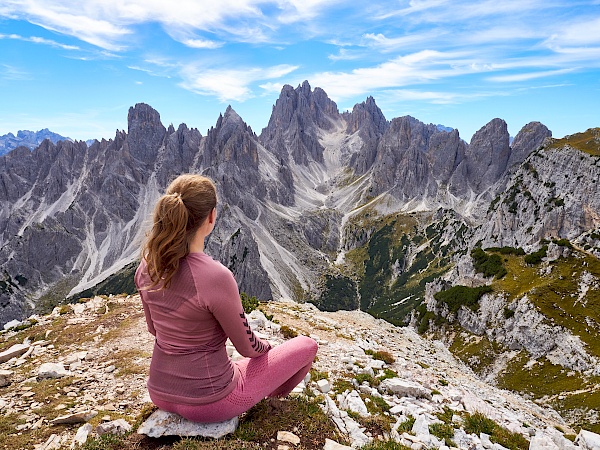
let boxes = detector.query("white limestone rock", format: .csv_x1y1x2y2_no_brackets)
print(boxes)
317,379,331,393
338,390,369,417
379,378,431,399
323,438,352,450
96,418,132,435
277,430,300,445
50,410,97,425
575,429,600,450
71,423,93,448
0,343,29,363
137,409,238,438
38,362,72,379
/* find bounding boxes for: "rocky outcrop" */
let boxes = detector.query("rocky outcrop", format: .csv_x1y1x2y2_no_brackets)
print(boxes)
260,81,340,166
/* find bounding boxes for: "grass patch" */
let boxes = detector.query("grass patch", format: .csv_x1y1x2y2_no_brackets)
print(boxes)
464,412,529,450
364,349,395,364
429,422,456,447
546,128,600,156
234,397,346,448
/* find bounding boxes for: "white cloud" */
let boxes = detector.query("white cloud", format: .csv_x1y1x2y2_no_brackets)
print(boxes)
488,68,577,82
182,38,224,49
310,50,476,99
0,32,80,50
178,63,299,101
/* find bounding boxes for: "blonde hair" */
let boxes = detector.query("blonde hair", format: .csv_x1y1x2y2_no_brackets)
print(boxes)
142,174,217,289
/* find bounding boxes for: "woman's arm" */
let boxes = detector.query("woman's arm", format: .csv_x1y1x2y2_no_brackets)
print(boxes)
209,270,271,358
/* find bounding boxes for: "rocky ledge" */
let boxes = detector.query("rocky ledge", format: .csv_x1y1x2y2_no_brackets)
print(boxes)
0,294,597,449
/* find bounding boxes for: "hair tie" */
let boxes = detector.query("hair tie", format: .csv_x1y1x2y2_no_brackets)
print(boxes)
171,192,182,200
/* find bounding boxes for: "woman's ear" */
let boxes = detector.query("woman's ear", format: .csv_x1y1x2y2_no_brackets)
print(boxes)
209,207,216,224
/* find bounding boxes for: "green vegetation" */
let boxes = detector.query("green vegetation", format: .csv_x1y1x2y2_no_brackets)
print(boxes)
464,412,529,450
70,261,138,302
546,128,600,156
240,292,259,313
433,285,493,313
364,349,395,364
524,245,548,265
279,325,298,339
471,247,507,279
313,274,358,312
429,422,456,447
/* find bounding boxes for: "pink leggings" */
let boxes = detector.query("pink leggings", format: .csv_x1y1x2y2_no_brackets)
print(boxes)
150,335,318,423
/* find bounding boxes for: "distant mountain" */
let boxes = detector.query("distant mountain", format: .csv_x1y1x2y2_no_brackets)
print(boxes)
0,128,71,156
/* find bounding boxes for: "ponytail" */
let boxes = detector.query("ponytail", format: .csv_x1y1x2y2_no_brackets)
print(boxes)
142,174,217,289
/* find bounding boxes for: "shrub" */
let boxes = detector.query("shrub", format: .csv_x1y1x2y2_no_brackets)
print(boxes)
279,325,298,339
524,245,548,265
365,349,395,364
240,292,259,314
471,248,507,279
434,285,493,313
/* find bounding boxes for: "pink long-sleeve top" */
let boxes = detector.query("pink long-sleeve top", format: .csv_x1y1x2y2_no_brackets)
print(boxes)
134,252,271,406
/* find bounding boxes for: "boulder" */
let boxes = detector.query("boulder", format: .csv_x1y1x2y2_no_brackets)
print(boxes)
0,369,14,387
575,429,600,450
379,378,431,399
38,362,72,379
137,409,238,438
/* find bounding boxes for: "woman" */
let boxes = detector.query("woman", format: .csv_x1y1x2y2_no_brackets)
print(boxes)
135,174,318,423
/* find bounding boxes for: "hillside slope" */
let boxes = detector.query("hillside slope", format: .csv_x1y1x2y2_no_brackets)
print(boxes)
0,294,596,449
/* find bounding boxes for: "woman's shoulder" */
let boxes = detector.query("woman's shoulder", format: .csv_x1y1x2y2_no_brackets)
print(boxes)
186,253,234,280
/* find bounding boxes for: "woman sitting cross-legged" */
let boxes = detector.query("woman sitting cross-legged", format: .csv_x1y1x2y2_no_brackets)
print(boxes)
135,173,318,423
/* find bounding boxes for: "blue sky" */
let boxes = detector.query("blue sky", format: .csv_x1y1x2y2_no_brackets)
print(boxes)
1,0,599,143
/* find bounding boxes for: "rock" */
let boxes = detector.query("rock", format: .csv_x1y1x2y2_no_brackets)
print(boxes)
39,433,65,450
530,431,560,449
71,423,93,448
0,369,14,387
0,343,29,363
96,418,132,435
338,390,369,417
323,438,352,450
137,409,238,438
575,429,600,450
480,432,493,449
317,379,331,393
50,410,97,425
3,319,22,330
277,430,300,445
411,414,431,439
379,378,431,399
38,363,72,379
320,396,371,448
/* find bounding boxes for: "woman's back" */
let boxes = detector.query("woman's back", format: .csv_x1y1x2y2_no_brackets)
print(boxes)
136,252,239,404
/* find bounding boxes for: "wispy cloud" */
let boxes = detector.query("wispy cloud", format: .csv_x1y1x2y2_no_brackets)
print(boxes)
0,33,79,50
182,38,224,49
0,64,32,81
178,63,299,101
488,68,577,82
310,50,477,99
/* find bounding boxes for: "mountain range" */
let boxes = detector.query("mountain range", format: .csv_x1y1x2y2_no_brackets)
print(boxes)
0,129,71,156
1,81,599,431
